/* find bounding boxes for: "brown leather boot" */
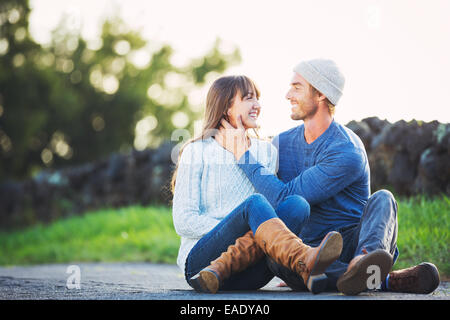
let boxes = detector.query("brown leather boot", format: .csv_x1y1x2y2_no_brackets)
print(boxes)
254,218,343,294
336,248,393,295
190,230,264,293
388,262,440,294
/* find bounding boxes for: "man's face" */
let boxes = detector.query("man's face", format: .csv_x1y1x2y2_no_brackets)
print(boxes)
285,72,318,121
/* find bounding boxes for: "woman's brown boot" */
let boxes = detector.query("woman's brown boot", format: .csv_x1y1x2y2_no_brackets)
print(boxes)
190,230,264,293
254,218,343,294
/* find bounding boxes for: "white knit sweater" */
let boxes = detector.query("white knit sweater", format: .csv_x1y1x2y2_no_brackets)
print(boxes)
172,136,278,274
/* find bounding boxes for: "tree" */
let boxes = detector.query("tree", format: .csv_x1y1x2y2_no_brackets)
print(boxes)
0,0,241,181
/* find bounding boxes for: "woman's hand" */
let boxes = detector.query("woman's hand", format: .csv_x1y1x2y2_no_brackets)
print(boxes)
215,115,249,161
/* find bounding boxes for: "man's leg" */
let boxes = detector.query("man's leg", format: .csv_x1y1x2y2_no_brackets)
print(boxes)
331,189,398,294
328,189,440,295
267,188,398,293
385,262,440,294
323,224,360,291
354,189,399,259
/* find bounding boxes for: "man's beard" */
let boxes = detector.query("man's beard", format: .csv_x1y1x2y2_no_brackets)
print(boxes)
291,101,318,121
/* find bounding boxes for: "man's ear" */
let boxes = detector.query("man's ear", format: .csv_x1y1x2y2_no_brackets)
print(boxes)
316,91,327,103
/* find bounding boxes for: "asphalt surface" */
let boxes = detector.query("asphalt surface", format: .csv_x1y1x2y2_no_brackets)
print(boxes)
0,263,448,300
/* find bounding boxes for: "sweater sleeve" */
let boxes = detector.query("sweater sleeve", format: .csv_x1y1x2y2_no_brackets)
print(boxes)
238,147,363,208
267,143,279,175
250,140,278,175
172,142,219,239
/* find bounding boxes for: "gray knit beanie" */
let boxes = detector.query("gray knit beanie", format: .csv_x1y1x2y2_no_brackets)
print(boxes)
293,58,345,106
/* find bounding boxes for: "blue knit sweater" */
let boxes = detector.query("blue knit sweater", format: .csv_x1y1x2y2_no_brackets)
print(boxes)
238,120,370,244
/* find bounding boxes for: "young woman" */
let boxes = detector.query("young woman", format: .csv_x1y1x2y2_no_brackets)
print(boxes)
171,75,343,294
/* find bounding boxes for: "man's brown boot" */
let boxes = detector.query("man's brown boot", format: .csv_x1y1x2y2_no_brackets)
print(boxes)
387,262,440,294
190,230,264,293
254,218,343,294
336,248,393,295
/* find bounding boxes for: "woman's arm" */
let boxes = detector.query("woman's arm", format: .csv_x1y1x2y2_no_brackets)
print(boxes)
172,142,219,238
267,143,279,176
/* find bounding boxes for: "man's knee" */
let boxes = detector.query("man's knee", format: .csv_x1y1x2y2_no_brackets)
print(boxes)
371,189,395,202
366,189,398,220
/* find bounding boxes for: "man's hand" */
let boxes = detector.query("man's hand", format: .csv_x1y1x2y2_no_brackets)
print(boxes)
215,115,249,161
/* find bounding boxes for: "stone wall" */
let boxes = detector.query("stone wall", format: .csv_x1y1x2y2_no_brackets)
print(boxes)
0,118,448,230
0,142,176,230
346,117,449,196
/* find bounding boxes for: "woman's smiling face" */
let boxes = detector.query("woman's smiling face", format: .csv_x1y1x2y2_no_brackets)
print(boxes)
226,89,261,129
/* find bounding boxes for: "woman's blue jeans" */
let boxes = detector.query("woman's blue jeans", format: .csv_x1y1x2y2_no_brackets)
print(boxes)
184,193,310,291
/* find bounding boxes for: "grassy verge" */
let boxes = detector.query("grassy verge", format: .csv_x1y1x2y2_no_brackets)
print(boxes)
0,205,179,265
0,195,448,277
395,195,449,277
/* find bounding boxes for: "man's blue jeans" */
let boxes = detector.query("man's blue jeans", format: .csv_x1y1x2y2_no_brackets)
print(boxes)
326,189,399,288
267,189,400,291
184,194,310,290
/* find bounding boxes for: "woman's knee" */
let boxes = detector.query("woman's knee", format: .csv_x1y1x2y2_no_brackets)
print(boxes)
278,195,310,222
246,193,268,203
244,193,271,210
276,195,310,233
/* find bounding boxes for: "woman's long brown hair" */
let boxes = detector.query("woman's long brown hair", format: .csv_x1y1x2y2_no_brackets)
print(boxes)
170,75,260,194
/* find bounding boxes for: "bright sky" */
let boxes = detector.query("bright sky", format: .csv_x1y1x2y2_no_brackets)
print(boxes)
29,0,450,137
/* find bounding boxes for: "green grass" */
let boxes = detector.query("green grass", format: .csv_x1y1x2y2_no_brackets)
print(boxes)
394,195,449,277
0,205,180,265
0,195,448,278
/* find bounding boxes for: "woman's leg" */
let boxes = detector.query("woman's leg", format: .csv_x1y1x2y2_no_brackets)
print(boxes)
275,195,310,235
185,193,277,288
222,195,311,291
187,192,341,294
265,195,311,291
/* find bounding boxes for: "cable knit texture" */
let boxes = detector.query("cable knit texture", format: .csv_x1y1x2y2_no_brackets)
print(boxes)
172,137,277,273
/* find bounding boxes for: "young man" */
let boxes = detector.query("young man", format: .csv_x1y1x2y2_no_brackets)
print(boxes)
216,59,440,295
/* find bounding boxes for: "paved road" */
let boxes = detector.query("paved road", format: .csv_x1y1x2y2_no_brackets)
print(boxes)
0,263,448,300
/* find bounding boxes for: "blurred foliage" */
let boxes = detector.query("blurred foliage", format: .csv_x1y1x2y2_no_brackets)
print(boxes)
0,0,241,181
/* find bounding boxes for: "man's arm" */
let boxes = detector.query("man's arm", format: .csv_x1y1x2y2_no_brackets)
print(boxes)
238,149,363,208
215,117,364,208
